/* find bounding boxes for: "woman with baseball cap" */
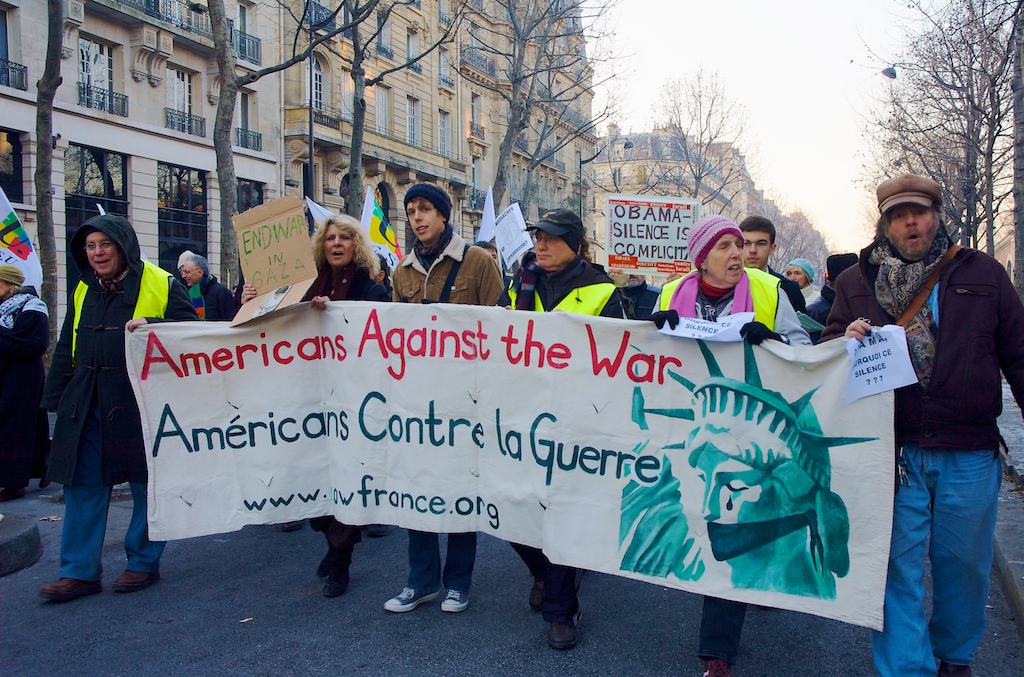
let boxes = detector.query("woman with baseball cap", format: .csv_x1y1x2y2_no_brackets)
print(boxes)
507,208,626,651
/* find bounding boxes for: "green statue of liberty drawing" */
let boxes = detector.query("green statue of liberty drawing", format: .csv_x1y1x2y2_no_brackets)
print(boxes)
620,340,873,599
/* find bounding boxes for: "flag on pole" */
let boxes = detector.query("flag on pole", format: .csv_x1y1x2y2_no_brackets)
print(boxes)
478,186,496,243
360,186,401,270
304,196,332,228
0,186,43,291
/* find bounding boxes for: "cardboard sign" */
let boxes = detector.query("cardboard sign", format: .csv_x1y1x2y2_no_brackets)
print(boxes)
606,194,699,276
232,194,317,325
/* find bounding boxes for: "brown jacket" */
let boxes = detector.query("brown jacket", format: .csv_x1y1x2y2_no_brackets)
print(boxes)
821,242,1024,451
393,231,504,306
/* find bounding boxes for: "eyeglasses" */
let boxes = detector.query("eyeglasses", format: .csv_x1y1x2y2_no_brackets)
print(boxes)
84,240,115,253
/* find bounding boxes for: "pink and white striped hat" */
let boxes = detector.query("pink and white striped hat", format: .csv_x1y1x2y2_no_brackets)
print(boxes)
687,215,742,268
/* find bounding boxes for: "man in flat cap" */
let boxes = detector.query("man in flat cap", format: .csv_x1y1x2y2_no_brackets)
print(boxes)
821,174,1024,676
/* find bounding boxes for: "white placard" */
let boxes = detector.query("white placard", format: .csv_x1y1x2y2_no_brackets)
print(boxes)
495,202,533,268
658,312,755,342
845,325,918,403
606,194,699,277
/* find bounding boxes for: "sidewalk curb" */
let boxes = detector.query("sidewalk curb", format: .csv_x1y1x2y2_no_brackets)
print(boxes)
0,513,42,577
995,458,1024,642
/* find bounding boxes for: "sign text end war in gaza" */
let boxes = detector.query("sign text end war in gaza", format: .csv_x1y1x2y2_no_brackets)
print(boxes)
604,194,700,275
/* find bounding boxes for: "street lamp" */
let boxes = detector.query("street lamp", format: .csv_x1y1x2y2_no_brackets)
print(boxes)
578,137,633,222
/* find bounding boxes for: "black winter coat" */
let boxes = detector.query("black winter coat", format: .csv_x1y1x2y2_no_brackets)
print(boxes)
42,215,197,485
0,296,49,487
820,243,1024,451
198,276,238,321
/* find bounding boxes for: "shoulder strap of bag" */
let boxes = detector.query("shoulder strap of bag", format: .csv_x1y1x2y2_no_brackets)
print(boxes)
896,244,961,327
436,244,470,304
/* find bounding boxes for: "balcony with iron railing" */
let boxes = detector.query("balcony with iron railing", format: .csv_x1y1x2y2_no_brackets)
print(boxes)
460,48,496,79
469,188,487,210
308,102,350,130
235,29,261,65
468,0,484,9
306,1,336,30
235,128,262,151
438,72,455,89
165,107,206,136
513,136,528,153
376,43,394,60
439,12,452,25
78,83,129,116
0,58,28,90
470,122,485,141
407,61,422,74
120,0,213,39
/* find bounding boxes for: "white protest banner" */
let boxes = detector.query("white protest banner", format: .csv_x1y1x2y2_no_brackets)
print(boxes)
845,325,918,403
495,202,533,268
478,186,497,243
128,304,894,630
606,194,699,276
659,312,754,342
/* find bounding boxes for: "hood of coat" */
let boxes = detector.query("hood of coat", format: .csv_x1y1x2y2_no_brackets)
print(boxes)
71,214,144,287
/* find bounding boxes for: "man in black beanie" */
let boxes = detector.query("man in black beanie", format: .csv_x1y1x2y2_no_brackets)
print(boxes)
385,183,503,615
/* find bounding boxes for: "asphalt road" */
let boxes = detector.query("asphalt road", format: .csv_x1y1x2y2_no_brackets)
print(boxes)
1,485,1021,677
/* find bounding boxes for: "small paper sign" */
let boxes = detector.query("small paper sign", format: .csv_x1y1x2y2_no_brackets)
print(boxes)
658,312,755,342
845,325,918,403
495,202,533,269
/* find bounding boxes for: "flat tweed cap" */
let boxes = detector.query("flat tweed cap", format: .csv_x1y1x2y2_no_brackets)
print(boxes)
877,173,942,214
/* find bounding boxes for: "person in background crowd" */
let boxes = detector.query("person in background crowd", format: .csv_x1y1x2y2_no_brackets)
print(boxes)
39,214,196,602
374,253,393,299
784,257,820,306
821,174,1024,677
650,214,810,677
621,273,661,320
0,264,50,501
475,240,512,306
805,252,858,342
738,216,806,313
385,183,504,615
507,209,626,651
179,253,237,321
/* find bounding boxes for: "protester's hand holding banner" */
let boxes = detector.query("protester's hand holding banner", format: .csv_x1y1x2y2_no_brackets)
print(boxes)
128,303,894,630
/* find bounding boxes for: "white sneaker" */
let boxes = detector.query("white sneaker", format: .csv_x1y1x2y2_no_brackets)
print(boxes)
440,589,469,613
383,587,440,613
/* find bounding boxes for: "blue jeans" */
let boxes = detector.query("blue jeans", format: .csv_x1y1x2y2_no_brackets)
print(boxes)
697,597,747,664
59,407,164,581
872,446,1001,676
406,530,476,594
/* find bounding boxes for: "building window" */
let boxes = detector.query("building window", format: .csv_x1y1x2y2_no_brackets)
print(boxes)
438,47,453,88
376,13,392,58
376,85,390,135
0,129,23,203
406,96,420,146
166,67,192,113
79,38,113,92
407,29,419,61
438,109,450,157
237,178,264,215
64,143,128,297
305,57,325,109
340,70,353,118
235,91,262,150
157,162,207,276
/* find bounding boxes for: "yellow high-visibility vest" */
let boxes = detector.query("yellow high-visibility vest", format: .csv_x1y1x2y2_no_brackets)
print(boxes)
508,281,617,316
657,268,780,330
72,260,172,360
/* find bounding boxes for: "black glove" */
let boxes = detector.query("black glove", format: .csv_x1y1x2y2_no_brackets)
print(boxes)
650,309,680,330
740,321,784,345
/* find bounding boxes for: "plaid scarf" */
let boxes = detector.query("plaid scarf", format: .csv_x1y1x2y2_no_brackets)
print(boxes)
413,225,454,271
0,293,32,329
869,234,950,386
189,274,210,320
95,265,130,294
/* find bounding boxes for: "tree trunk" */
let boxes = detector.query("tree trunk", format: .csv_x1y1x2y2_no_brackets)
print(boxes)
1014,5,1024,296
34,0,64,360
208,0,240,288
345,31,366,218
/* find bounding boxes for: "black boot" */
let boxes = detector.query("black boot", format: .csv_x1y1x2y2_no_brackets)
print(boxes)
322,544,353,597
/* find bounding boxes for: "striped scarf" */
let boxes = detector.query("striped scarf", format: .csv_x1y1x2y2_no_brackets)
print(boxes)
189,274,210,320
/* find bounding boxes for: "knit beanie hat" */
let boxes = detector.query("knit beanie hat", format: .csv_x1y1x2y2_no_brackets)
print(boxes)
786,257,815,284
0,264,25,285
687,215,742,269
404,184,452,223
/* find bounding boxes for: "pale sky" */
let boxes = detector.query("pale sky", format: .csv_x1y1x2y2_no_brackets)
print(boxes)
593,0,914,253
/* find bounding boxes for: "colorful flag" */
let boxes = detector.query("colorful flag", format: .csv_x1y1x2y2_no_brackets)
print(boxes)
360,185,401,270
0,186,43,291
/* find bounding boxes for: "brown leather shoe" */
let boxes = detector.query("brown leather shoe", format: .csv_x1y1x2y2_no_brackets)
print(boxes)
0,487,26,502
547,621,578,650
39,578,101,602
112,570,160,593
703,659,732,677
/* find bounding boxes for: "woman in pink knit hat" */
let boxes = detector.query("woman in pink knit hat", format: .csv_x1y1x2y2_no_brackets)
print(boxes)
652,214,810,347
650,214,810,677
